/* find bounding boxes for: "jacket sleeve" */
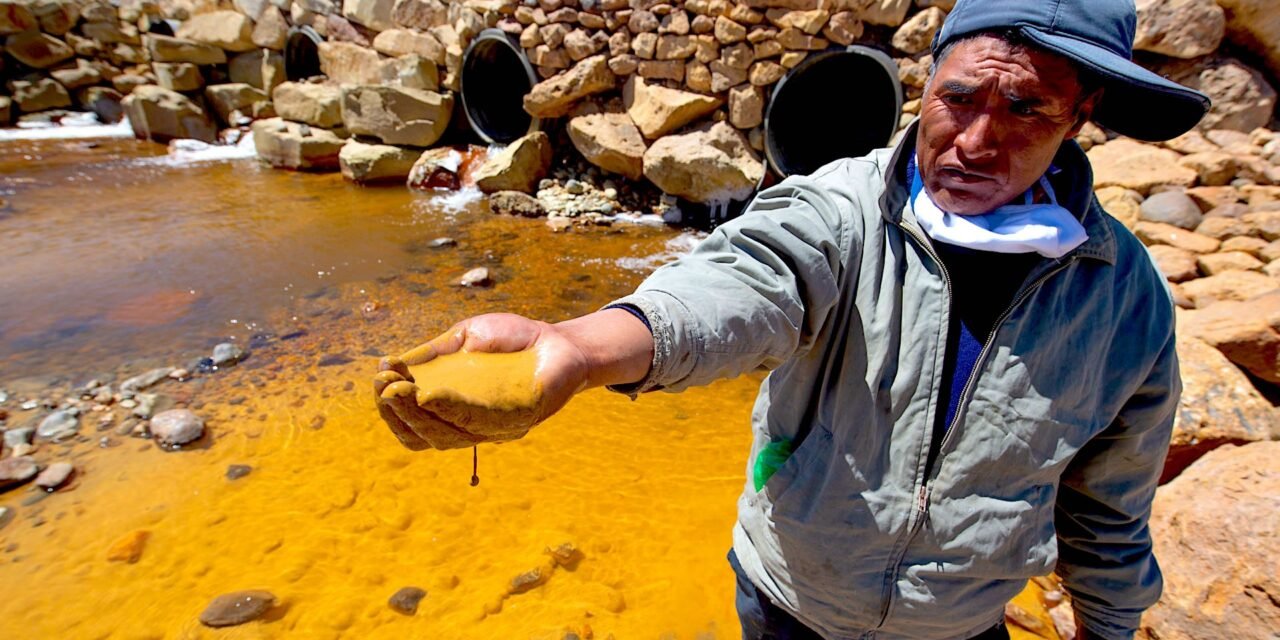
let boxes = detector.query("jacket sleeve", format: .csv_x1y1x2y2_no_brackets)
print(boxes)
1053,325,1180,640
606,171,857,395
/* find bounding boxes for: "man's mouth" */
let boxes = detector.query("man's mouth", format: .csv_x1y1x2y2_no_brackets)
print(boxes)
937,167,995,185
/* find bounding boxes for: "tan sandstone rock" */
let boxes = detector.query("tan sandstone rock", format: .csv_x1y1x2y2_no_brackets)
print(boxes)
5,31,74,68
567,111,646,180
272,82,343,128
642,121,765,203
890,6,943,55
319,41,386,85
8,77,72,113
523,54,615,118
1095,186,1144,229
339,139,420,183
1216,0,1280,81
252,6,289,50
1179,269,1278,308
204,83,269,125
252,117,346,170
122,85,217,143
1133,0,1225,59
145,34,227,65
623,75,720,139
1147,245,1200,282
176,11,256,52
1180,289,1280,384
154,62,204,92
344,0,396,32
1155,54,1277,134
1139,442,1280,639
1135,221,1222,254
341,85,453,147
229,49,285,93
1197,251,1265,276
473,131,554,193
0,1,37,35
373,28,444,63
1088,138,1197,195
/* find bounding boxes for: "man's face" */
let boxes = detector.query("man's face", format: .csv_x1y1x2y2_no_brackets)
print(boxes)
916,36,1097,215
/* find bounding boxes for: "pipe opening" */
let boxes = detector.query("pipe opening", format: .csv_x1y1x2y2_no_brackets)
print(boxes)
461,29,540,145
144,18,176,37
285,26,323,82
764,46,903,178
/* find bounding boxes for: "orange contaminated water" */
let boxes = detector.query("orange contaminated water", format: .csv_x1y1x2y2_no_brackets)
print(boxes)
0,136,1058,639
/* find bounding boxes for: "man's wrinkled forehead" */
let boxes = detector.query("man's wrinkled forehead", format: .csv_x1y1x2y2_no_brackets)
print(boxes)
933,36,1089,106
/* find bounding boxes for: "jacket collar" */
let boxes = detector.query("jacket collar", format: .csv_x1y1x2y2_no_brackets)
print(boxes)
878,120,1116,265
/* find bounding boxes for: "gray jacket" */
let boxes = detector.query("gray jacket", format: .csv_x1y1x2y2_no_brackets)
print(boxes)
611,128,1179,640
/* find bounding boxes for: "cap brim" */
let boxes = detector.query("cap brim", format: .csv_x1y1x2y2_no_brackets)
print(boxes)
1019,28,1211,142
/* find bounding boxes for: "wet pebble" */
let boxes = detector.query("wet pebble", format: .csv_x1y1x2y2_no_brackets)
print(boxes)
34,462,74,491
106,530,149,563
387,586,427,615
168,368,190,381
20,400,38,411
0,457,39,491
199,590,277,627
226,464,251,480
120,367,175,394
3,426,34,448
565,179,585,195
36,409,80,441
427,237,457,248
509,567,547,594
131,393,158,419
212,343,246,367
459,267,492,288
317,353,353,367
149,409,204,447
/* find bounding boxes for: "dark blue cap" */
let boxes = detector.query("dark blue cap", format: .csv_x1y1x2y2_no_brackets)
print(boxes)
932,0,1211,141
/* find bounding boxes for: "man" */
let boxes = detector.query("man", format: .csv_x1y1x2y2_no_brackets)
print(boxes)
374,0,1211,638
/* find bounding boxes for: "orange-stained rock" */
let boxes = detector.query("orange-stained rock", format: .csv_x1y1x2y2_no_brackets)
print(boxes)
106,530,150,563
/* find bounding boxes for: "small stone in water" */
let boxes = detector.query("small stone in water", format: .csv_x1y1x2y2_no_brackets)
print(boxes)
565,179,585,195
168,368,190,380
387,586,427,615
9,443,33,457
20,400,38,410
226,464,251,480
509,567,548,594
459,267,492,288
36,409,80,441
132,393,158,419
199,590,277,627
3,427,34,448
195,357,217,374
120,367,176,394
0,456,39,490
149,409,204,447
120,399,138,409
427,237,457,248
317,353,353,367
34,462,74,491
212,343,246,367
106,530,149,563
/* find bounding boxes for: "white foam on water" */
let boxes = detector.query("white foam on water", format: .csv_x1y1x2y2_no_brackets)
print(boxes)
133,132,258,167
613,231,705,272
421,186,484,216
0,114,134,141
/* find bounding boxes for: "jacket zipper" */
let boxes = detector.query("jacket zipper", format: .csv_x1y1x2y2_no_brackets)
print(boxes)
873,222,1075,631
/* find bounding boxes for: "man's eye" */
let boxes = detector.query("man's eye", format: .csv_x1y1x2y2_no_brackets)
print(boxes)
943,94,970,105
1011,103,1037,116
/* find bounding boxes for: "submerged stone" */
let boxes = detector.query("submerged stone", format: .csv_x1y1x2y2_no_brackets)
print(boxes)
0,457,39,491
149,409,204,447
36,409,79,441
387,586,426,615
34,462,74,491
199,590,277,627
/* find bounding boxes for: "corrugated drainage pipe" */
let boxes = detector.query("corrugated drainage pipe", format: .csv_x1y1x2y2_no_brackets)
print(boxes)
460,28,541,144
764,45,902,178
679,45,902,229
285,26,323,82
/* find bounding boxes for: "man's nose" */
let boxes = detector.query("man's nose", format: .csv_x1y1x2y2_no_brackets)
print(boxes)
955,113,1000,161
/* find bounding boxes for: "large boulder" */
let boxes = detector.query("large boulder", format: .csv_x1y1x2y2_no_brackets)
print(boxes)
340,84,453,147
252,117,346,170
1153,55,1277,134
890,6,944,55
523,54,616,118
204,83,268,124
1139,190,1203,230
380,54,438,91
0,1,37,35
318,41,386,85
50,59,102,90
154,62,204,92
229,49,285,92
1138,442,1280,640
338,139,420,183
473,131,553,194
643,122,765,204
272,81,343,128
1087,138,1198,196
8,77,72,113
1165,335,1280,482
371,28,444,64
1179,289,1280,384
28,0,79,36
145,34,227,65
1133,0,1225,59
623,75,720,139
176,11,256,52
344,0,395,31
856,0,911,27
252,6,288,50
5,31,74,68
122,85,217,143
1216,0,1280,81
1179,269,1279,308
567,111,646,181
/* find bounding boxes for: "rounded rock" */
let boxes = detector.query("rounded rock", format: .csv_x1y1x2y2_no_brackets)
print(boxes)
34,462,74,491
211,342,246,366
149,409,205,447
0,457,39,491
36,409,80,441
1140,190,1205,230
198,590,277,627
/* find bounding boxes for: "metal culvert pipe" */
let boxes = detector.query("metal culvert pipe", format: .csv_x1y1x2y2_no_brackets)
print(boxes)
460,28,541,144
285,26,323,82
764,45,903,178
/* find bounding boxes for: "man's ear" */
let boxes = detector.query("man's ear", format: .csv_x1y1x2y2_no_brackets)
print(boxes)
1065,89,1103,140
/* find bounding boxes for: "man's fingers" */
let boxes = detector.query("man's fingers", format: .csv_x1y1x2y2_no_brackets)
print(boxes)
372,372,431,450
379,357,414,382
382,381,484,450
